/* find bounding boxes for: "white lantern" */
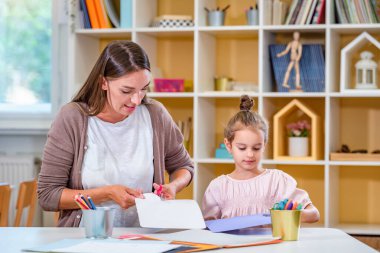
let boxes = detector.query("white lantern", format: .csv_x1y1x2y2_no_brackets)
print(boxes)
355,51,378,89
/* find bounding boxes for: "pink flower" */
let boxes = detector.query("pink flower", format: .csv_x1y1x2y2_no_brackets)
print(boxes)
286,120,310,137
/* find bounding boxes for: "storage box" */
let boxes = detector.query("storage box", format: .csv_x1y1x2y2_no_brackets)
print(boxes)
154,78,184,92
151,15,194,28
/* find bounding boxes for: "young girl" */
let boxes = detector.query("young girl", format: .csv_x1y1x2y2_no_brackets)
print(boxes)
202,95,319,223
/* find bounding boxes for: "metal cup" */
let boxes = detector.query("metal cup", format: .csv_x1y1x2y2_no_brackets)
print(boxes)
246,9,259,25
83,207,115,239
270,209,301,241
208,11,225,26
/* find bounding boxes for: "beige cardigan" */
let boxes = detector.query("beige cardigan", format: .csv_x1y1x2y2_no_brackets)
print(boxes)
38,99,194,227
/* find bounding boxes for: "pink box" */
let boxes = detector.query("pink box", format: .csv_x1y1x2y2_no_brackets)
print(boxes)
154,78,184,92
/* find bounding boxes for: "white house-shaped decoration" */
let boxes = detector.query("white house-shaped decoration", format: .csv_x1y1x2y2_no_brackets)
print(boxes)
341,32,380,93
273,99,321,161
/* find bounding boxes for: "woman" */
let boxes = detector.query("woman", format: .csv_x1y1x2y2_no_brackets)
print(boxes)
38,41,193,227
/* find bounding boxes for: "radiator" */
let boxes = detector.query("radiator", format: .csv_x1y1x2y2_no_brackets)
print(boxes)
0,155,37,226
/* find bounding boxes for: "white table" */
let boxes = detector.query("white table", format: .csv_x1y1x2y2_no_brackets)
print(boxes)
0,227,377,253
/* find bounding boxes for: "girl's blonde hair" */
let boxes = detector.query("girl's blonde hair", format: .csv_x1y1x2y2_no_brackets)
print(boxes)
224,95,269,143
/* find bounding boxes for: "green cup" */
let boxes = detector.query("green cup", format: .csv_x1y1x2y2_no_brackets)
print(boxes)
270,209,301,241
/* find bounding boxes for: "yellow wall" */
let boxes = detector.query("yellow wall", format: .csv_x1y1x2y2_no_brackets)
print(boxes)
157,38,194,80
157,0,194,17
216,36,259,84
339,166,380,224
339,98,380,152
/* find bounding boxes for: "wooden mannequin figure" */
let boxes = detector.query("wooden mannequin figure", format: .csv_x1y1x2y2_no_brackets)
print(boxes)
276,31,303,91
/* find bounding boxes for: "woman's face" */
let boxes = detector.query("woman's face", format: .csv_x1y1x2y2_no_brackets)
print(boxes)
102,69,151,118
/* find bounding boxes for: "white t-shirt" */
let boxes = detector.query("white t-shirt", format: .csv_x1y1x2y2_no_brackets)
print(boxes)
81,105,154,227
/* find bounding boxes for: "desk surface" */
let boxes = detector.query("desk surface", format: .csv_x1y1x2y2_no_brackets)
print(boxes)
0,227,377,253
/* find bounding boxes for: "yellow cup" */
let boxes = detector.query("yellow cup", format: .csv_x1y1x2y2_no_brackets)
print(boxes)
214,77,232,91
270,209,301,241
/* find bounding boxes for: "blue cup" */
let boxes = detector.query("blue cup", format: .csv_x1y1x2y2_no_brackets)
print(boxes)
246,9,259,25
83,207,115,239
208,11,225,26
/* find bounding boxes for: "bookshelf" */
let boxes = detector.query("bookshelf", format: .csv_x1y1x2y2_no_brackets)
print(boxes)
66,0,380,235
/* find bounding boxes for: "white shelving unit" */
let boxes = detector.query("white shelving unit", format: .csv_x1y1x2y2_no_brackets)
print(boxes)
67,0,380,235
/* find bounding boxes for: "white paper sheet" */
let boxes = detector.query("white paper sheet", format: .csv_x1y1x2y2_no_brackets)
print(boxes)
51,241,179,253
24,240,180,253
136,193,206,229
147,229,279,246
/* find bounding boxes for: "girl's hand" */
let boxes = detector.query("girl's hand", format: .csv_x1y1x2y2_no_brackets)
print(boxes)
106,185,144,209
153,183,176,200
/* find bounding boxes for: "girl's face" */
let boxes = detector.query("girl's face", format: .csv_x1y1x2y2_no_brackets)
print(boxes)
102,69,151,119
225,127,266,172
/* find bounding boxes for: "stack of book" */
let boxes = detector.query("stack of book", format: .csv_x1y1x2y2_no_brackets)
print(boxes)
269,44,325,92
78,0,132,29
263,0,326,25
284,0,326,25
334,0,380,24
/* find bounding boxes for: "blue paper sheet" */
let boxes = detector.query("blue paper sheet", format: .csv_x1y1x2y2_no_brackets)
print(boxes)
205,214,271,233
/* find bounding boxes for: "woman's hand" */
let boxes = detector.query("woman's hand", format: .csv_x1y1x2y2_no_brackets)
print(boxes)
153,183,176,200
106,185,144,209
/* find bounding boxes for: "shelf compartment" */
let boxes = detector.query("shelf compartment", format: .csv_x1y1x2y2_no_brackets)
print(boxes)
329,98,380,162
262,97,325,161
261,30,326,92
135,33,194,84
328,30,380,93
72,35,131,90
197,97,258,160
154,97,193,157
135,0,194,28
198,30,259,93
199,0,257,27
328,166,380,231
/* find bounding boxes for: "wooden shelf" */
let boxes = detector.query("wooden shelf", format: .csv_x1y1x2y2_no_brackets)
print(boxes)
66,0,380,235
330,153,380,162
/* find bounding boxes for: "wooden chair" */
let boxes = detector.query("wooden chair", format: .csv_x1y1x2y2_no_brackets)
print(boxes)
0,183,11,226
14,180,37,227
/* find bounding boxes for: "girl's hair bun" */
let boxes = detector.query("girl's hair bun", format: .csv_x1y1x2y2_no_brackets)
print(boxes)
239,95,254,111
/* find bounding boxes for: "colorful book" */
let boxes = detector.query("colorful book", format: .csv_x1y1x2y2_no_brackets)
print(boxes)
285,0,299,25
335,0,348,23
120,0,132,28
316,0,326,24
80,0,92,29
289,0,303,24
85,0,100,28
104,0,120,28
305,0,318,24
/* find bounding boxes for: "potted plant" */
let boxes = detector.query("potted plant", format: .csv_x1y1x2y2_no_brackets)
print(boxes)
286,120,311,157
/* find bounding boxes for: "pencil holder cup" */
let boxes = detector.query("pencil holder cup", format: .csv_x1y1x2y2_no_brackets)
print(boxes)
246,9,258,25
83,207,115,239
208,10,225,26
270,209,301,241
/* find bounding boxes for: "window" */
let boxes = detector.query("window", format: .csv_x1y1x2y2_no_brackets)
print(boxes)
0,0,52,114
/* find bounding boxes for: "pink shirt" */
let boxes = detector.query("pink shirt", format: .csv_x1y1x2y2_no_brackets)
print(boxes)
202,169,312,220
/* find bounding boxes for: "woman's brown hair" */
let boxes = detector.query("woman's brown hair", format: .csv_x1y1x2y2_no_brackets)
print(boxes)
224,95,269,143
72,40,151,115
